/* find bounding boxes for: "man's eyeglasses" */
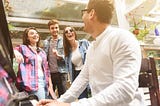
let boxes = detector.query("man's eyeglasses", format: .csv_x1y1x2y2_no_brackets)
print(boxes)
65,29,74,34
81,9,90,16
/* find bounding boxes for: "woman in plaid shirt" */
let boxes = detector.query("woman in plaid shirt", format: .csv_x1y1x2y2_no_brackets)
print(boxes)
14,27,56,100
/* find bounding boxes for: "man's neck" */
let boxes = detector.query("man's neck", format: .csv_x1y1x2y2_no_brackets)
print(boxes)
92,23,109,39
52,35,58,40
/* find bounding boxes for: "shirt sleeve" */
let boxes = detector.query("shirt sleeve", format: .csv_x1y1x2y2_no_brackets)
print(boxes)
59,30,142,106
70,41,141,105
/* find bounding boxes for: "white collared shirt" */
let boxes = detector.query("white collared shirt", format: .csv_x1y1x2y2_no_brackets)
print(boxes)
58,26,145,106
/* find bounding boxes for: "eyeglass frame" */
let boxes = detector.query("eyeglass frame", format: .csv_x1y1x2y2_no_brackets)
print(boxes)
64,29,74,34
81,8,92,16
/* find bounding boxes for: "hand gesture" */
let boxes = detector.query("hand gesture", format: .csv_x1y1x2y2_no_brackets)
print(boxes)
14,50,24,63
36,99,70,106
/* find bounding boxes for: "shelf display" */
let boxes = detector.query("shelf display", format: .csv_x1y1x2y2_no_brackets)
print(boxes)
141,44,160,75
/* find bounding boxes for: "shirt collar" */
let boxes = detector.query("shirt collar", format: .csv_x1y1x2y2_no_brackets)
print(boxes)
51,35,61,41
93,25,111,47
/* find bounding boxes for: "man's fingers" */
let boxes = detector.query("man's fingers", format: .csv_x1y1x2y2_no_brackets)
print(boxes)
39,99,55,105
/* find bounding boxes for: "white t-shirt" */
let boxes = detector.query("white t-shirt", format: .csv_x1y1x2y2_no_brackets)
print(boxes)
71,43,83,71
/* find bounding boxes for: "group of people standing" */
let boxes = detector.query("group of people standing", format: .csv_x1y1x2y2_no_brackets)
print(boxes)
0,0,147,106
13,19,90,100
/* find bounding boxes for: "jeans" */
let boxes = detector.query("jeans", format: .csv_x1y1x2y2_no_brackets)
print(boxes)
29,77,46,100
50,72,68,97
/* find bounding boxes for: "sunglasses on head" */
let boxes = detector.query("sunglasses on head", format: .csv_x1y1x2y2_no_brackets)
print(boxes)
65,29,74,34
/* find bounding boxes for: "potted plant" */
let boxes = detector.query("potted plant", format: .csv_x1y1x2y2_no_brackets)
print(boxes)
130,16,152,41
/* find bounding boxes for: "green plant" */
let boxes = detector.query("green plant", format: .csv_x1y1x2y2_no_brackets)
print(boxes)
130,18,155,41
135,27,149,40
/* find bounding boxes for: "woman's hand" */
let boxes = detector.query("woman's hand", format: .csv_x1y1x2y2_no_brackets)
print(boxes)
14,50,24,63
48,85,57,100
52,49,62,60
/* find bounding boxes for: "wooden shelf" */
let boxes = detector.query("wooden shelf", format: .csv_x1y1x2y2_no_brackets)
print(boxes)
143,48,160,51
154,57,160,60
141,44,160,58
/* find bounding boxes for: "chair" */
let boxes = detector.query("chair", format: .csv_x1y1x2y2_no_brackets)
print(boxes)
139,57,160,106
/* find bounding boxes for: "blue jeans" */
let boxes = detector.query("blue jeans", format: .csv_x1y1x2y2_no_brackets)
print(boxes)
29,77,46,100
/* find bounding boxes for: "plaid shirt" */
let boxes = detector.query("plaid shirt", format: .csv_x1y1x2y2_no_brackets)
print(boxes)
15,45,50,92
0,65,9,106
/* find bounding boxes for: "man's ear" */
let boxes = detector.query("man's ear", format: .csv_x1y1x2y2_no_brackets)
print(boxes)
89,9,96,20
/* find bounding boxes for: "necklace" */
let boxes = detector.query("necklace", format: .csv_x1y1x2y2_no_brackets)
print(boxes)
29,45,37,51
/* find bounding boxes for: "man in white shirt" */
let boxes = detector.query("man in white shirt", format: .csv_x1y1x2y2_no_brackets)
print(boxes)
37,0,145,106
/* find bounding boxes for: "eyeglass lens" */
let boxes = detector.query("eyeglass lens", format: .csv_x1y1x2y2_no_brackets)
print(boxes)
81,9,89,16
65,29,73,34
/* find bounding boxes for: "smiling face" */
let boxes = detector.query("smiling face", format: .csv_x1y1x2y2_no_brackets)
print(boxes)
27,29,39,46
23,27,40,46
63,26,77,57
49,24,59,39
64,27,76,42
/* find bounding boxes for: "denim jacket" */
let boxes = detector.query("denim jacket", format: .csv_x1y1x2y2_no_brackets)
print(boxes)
43,36,67,73
65,39,89,82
